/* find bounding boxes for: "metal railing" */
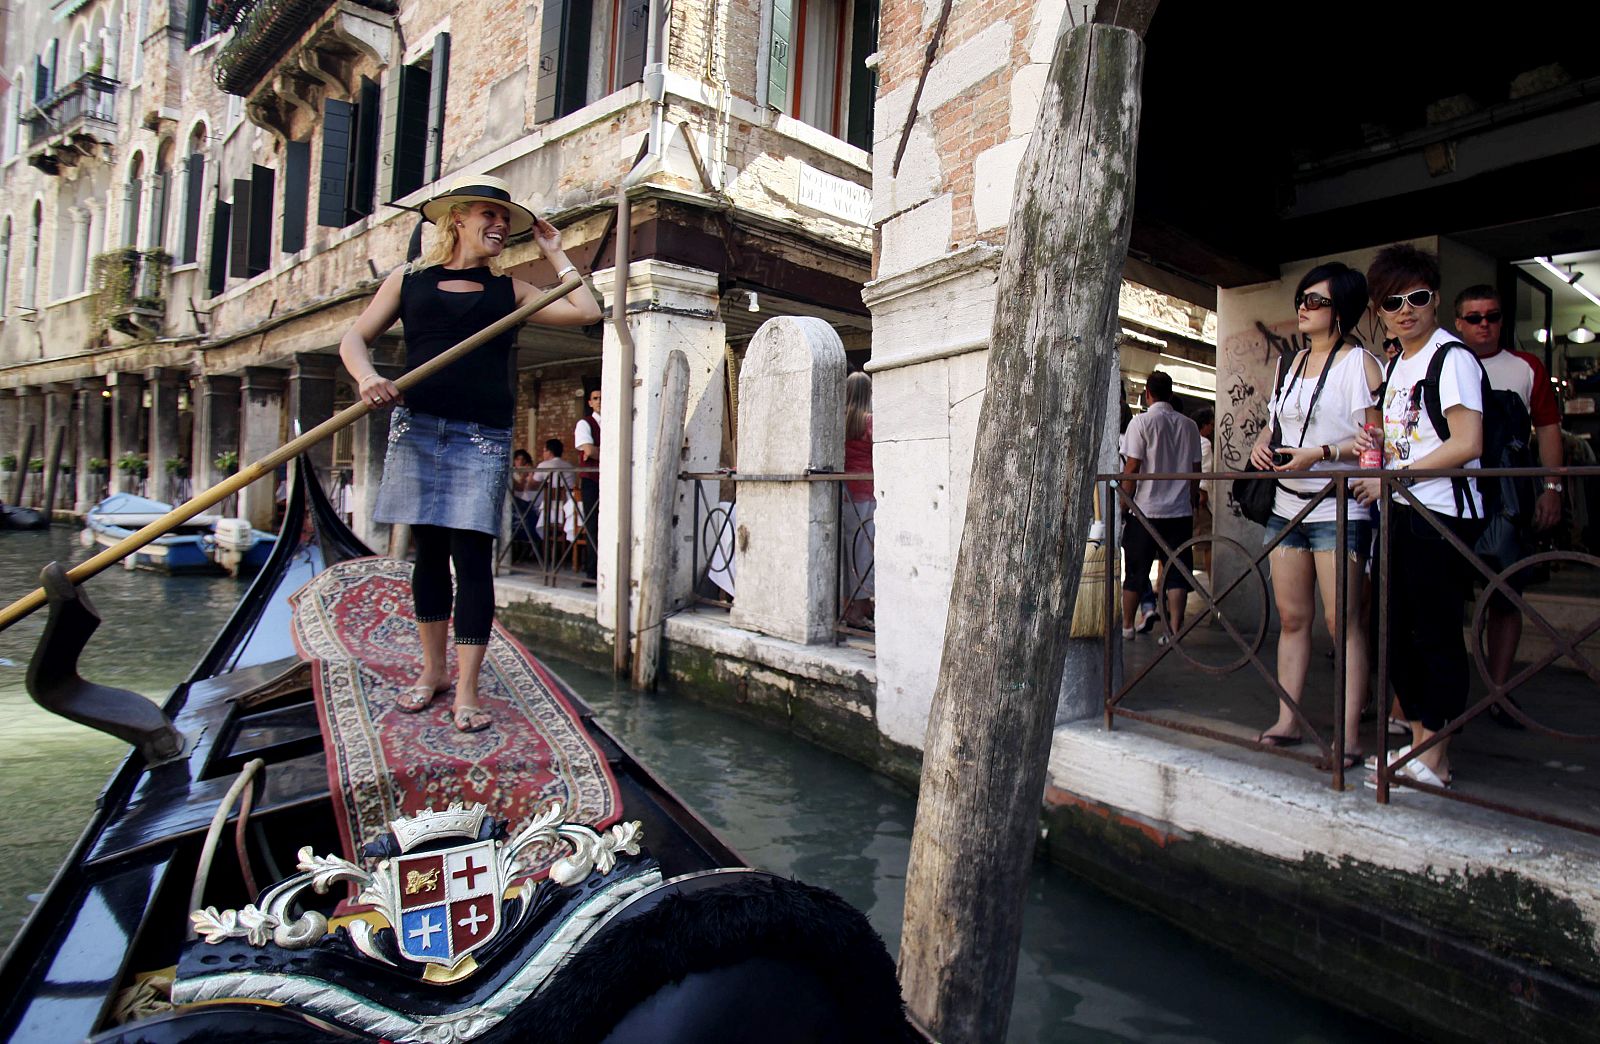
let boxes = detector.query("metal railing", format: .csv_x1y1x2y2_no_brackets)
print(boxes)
499,466,598,588
27,72,119,148
1103,464,1600,836
682,469,875,641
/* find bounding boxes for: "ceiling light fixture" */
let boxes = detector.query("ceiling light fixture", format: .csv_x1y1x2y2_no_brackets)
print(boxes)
1570,315,1597,345
1536,256,1582,285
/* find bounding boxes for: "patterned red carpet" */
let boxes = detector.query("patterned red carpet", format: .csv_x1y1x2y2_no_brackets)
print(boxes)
290,556,620,876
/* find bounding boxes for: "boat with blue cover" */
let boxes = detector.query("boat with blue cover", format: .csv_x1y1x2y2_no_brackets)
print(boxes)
84,493,275,575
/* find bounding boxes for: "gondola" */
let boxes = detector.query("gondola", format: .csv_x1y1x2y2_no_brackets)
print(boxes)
0,502,48,530
0,458,919,1043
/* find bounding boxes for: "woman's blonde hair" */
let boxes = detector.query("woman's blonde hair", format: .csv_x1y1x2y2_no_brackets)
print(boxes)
845,371,872,441
414,201,505,274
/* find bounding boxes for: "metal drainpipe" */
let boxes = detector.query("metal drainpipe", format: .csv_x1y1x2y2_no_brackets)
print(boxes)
610,190,636,678
613,0,668,676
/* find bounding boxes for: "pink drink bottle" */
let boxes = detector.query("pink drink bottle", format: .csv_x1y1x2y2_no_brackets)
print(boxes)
1359,423,1382,469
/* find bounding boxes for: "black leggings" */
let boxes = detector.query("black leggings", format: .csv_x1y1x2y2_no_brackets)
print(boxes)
1387,505,1479,731
411,524,496,645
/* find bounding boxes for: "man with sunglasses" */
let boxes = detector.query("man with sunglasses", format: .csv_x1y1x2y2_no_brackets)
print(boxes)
1454,284,1563,726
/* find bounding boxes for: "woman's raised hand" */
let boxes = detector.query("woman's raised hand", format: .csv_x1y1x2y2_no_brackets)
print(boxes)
532,216,563,258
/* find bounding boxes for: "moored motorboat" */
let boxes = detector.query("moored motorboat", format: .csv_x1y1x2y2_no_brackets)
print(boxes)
2,459,920,1043
84,493,274,575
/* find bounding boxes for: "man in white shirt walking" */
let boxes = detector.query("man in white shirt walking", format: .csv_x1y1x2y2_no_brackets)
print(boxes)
1119,371,1202,641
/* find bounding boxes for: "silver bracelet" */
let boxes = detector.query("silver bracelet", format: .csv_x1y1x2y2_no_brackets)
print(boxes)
555,263,578,279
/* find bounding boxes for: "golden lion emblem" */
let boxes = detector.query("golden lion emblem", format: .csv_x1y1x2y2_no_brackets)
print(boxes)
404,867,441,895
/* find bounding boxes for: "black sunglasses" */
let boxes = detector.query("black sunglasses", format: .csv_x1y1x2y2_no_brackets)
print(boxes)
1379,289,1435,313
1295,292,1334,311
1458,310,1502,326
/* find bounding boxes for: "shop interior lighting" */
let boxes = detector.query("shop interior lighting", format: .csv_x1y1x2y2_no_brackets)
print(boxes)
1570,315,1597,345
1537,256,1581,284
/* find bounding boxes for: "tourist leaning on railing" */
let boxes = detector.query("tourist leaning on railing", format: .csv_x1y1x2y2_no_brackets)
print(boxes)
1352,244,1483,789
1248,262,1383,765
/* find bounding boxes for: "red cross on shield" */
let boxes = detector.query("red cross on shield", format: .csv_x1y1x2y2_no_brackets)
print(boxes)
391,840,502,967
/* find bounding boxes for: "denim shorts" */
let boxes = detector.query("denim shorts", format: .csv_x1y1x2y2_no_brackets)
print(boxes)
373,407,511,536
1263,514,1370,557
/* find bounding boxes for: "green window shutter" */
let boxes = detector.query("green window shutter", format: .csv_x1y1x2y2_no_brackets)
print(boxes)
229,177,251,280
424,33,449,183
767,0,794,112
247,164,274,276
846,0,879,150
181,153,205,264
391,64,429,198
347,78,380,223
282,140,310,253
534,0,565,123
617,0,651,87
207,201,230,296
534,1,589,123
317,99,353,228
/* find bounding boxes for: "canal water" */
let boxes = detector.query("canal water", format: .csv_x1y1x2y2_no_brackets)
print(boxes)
0,526,1389,1042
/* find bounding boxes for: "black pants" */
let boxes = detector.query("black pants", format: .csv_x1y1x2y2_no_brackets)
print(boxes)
411,524,496,645
1122,514,1194,594
1386,504,1480,731
580,476,600,579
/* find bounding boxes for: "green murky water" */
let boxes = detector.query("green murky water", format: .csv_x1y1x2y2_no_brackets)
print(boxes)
0,526,1387,1041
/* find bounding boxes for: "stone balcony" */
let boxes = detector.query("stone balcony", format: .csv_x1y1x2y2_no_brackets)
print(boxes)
25,72,120,176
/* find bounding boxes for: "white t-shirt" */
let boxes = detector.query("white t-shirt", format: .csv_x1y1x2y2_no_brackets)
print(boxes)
1268,347,1379,524
1122,401,1201,518
1380,330,1484,517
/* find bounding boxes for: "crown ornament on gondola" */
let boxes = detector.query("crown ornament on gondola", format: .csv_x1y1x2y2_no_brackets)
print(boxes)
189,801,642,983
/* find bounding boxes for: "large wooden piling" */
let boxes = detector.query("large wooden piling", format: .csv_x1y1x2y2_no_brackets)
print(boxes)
633,350,691,690
896,21,1146,1042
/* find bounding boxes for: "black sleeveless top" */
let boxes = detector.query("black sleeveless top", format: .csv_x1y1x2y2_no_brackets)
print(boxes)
399,265,518,427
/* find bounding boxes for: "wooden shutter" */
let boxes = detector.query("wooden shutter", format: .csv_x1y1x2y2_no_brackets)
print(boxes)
151,169,170,248
767,0,794,111
185,0,208,47
282,140,309,253
181,153,204,264
617,0,651,87
207,201,230,296
534,0,566,123
317,99,352,227
845,0,878,151
35,57,49,103
424,33,449,182
347,78,380,222
391,63,429,197
229,177,251,279
248,163,273,276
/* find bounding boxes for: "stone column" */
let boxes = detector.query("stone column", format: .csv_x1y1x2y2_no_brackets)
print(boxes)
145,368,183,503
350,363,400,552
238,367,285,529
588,261,727,634
107,370,146,494
75,379,107,512
40,385,73,513
288,353,338,486
192,374,240,496
0,391,20,492
728,317,847,644
68,207,89,296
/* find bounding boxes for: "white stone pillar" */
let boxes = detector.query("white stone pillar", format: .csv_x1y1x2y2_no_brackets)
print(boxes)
588,261,727,634
349,363,399,552
728,317,848,644
238,367,285,529
68,207,90,295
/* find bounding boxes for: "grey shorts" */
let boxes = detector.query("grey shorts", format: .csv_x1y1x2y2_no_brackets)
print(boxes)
373,407,511,536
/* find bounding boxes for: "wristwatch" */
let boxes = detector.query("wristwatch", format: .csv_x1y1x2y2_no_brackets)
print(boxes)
1544,481,1564,494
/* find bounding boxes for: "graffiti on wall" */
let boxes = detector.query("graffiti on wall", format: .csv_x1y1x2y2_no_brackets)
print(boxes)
1216,320,1307,519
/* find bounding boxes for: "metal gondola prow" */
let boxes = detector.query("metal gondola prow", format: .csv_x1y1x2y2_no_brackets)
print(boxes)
25,562,187,765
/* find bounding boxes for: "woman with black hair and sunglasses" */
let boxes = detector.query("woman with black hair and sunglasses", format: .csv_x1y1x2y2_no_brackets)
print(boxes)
1351,243,1484,789
1248,262,1383,760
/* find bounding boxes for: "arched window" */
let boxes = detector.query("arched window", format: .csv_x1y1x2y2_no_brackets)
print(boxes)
0,217,12,315
123,152,143,245
150,140,172,250
23,202,41,310
179,123,207,264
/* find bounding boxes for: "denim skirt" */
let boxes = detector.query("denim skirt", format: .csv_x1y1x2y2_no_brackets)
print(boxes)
373,407,510,536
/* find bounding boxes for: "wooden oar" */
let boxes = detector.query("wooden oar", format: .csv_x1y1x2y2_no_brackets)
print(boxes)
0,274,584,633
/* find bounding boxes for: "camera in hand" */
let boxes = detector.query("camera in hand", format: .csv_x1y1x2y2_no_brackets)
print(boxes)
1272,450,1293,467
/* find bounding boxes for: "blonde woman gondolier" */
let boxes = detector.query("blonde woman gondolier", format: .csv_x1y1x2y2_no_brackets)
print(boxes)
339,175,602,731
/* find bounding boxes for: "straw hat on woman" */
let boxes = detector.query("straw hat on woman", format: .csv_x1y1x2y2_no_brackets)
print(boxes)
338,174,601,732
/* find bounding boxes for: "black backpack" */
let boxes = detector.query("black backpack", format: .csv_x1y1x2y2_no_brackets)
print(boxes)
1382,340,1537,567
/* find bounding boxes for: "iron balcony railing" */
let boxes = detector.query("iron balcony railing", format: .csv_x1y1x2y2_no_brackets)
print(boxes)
1101,463,1600,838
26,71,120,149
215,0,397,96
498,466,600,588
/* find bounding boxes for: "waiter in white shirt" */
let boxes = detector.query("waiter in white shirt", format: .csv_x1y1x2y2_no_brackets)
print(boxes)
574,388,601,582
